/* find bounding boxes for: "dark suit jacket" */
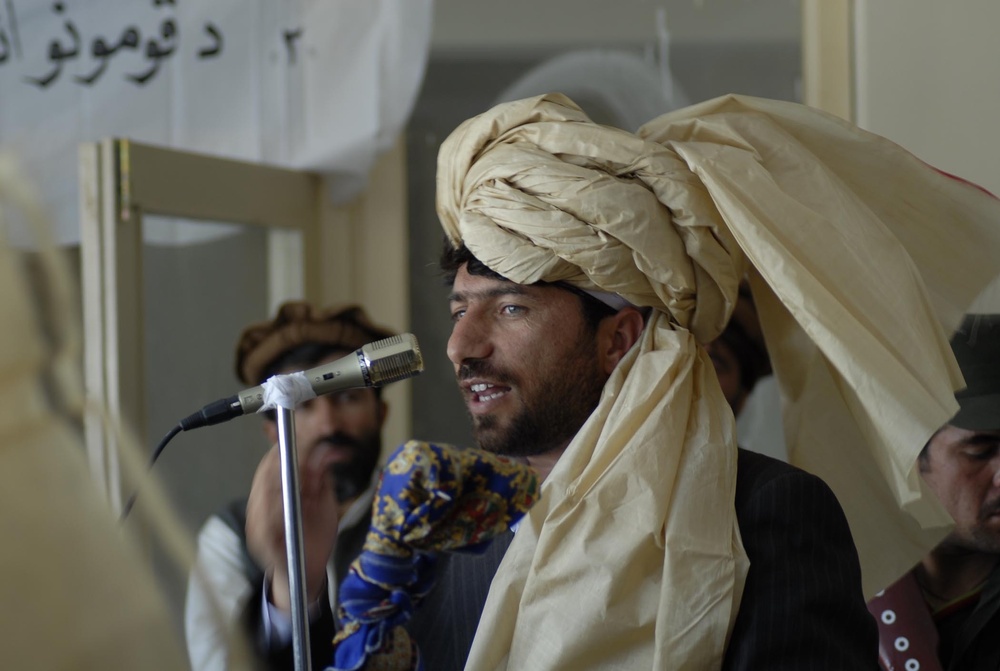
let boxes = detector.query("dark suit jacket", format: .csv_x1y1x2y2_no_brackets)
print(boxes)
249,449,878,669
945,563,1000,670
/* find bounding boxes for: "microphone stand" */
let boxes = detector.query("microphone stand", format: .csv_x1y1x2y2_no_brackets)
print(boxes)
277,406,312,671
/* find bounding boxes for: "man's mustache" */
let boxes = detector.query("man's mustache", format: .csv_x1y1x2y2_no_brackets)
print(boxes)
317,433,362,450
458,360,514,384
979,498,1000,521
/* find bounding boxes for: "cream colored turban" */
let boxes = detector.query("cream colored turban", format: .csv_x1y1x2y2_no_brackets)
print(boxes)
438,94,747,343
436,93,1000,670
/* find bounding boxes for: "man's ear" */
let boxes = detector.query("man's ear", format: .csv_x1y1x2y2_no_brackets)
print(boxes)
598,307,645,375
261,419,278,445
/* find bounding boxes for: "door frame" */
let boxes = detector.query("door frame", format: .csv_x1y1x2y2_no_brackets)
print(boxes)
78,138,322,511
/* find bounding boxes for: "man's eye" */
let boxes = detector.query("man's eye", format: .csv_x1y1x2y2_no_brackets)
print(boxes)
964,444,1000,460
501,305,524,316
450,308,466,322
334,390,362,403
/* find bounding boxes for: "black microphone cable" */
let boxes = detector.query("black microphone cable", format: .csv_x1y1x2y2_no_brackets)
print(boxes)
118,334,423,522
118,394,263,522
119,422,182,523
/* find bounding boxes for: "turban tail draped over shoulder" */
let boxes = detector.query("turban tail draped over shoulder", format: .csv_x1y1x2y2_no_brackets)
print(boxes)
436,93,1000,670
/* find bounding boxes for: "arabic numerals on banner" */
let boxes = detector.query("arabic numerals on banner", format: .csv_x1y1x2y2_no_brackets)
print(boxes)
0,0,306,90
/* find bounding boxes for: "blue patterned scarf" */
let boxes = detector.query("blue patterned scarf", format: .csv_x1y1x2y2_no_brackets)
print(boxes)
327,440,539,671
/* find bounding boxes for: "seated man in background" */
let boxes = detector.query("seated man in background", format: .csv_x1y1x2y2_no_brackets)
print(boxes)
707,281,771,417
184,302,394,671
710,281,788,461
869,314,1000,671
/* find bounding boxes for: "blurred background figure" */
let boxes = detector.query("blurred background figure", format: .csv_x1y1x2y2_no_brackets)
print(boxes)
0,155,186,669
706,281,785,462
185,302,395,671
707,282,772,416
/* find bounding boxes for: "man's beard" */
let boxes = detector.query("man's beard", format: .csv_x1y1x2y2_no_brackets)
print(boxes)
461,334,608,458
944,498,1000,555
323,430,382,502
968,498,1000,554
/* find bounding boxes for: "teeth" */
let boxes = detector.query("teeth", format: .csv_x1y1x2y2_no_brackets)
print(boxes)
469,382,506,402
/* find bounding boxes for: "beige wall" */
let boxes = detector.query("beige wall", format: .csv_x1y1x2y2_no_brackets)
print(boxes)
803,1,1000,199
854,1,1000,196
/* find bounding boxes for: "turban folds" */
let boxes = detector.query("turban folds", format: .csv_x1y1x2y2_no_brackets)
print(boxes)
436,93,1000,670
438,95,746,343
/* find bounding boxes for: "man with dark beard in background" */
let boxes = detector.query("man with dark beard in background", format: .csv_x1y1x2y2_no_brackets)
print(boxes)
184,302,394,671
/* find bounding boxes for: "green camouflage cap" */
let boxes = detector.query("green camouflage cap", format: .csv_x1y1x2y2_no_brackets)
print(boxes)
950,314,1000,431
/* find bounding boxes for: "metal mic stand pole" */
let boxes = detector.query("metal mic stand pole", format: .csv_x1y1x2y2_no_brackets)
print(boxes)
277,406,312,671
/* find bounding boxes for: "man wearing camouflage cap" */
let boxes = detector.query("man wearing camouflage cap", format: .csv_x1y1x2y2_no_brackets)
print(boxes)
184,302,395,671
869,314,1000,671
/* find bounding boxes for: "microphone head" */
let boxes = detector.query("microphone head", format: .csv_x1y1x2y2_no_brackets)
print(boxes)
361,333,424,386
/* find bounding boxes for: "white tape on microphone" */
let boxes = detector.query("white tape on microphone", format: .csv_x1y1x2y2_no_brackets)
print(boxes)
260,371,317,411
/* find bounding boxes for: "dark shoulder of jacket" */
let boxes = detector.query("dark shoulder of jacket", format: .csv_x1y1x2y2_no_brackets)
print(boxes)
735,447,834,511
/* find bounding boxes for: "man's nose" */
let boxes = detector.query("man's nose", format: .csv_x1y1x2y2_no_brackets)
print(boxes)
311,394,343,432
447,311,493,366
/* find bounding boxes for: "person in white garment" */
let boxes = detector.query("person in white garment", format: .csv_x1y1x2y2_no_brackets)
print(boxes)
184,302,393,671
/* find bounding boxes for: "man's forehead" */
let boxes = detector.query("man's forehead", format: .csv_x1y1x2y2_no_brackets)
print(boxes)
937,425,1000,447
449,268,532,302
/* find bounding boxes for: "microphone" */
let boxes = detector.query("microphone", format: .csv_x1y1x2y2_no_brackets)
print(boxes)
179,333,423,431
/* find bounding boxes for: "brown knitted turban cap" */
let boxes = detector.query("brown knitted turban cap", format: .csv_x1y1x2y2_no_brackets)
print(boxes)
234,302,395,385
